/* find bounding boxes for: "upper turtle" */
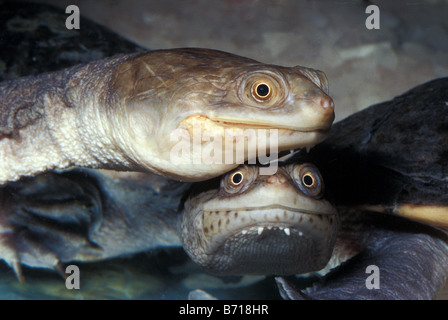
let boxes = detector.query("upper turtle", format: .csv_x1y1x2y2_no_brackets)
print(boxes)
0,47,334,184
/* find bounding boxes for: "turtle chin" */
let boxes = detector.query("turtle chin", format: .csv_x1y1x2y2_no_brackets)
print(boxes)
203,223,337,275
181,206,340,275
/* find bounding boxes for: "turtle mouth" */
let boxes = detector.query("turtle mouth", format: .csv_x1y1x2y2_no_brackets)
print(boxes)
197,207,339,275
201,206,337,246
210,118,331,132
180,114,331,133
176,115,330,164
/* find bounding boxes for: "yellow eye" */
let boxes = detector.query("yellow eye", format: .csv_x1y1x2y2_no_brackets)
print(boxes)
290,164,324,199
229,171,244,186
251,81,272,101
238,72,286,108
300,168,322,198
302,172,317,189
222,166,257,194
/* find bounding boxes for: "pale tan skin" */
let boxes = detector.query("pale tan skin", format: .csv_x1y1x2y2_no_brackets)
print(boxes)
0,48,334,183
181,164,343,275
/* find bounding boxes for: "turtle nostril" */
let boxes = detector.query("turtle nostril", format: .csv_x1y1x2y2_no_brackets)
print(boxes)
267,176,277,184
313,95,335,122
267,175,287,184
278,175,287,184
319,96,334,109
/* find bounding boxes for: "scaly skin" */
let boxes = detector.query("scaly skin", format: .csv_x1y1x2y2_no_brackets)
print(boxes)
0,48,334,183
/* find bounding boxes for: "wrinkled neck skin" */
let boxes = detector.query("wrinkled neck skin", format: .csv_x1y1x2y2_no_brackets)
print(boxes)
0,48,334,183
0,54,137,183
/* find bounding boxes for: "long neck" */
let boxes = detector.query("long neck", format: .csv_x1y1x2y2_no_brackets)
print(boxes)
0,54,135,183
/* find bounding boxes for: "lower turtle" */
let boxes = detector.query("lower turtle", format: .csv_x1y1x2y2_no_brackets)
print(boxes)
0,162,340,280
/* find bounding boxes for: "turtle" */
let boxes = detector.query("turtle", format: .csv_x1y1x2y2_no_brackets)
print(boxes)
0,162,339,280
1,1,447,300
180,163,339,276
0,4,335,185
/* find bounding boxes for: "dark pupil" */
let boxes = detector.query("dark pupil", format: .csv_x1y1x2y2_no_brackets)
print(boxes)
256,84,269,97
232,173,243,184
303,175,314,187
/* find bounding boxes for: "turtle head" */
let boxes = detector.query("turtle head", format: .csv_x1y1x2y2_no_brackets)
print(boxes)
111,48,334,181
180,163,339,275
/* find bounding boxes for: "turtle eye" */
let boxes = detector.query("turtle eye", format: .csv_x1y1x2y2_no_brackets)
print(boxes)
222,166,257,194
239,72,286,108
292,164,324,199
300,168,322,198
252,81,271,100
229,171,244,187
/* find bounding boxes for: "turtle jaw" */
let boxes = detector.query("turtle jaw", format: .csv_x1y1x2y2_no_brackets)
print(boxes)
183,206,339,275
177,114,333,150
118,112,331,182
122,114,332,182
145,115,332,181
